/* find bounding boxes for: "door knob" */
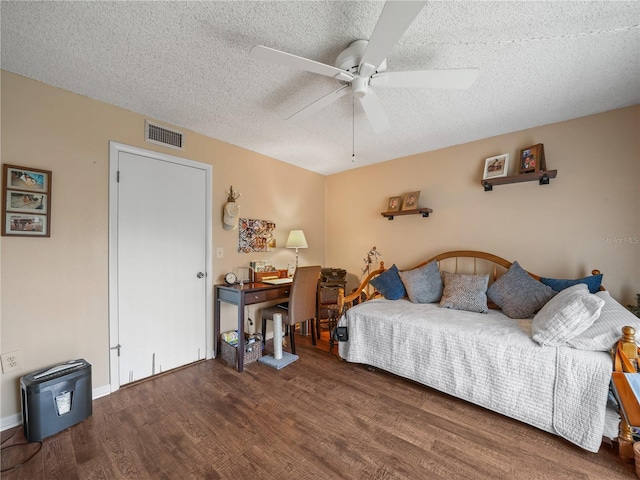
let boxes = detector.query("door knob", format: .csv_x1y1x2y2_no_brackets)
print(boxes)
197,272,206,278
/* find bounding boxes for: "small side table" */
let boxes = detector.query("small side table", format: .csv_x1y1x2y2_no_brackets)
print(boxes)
317,280,346,340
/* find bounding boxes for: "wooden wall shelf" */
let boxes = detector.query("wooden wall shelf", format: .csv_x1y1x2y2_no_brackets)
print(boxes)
482,170,557,191
381,208,433,220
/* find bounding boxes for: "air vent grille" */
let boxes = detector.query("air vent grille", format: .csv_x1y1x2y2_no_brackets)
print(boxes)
145,121,184,150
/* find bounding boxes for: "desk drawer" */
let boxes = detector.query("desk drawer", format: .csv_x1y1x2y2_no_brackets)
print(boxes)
244,287,290,305
245,291,269,304
271,286,291,299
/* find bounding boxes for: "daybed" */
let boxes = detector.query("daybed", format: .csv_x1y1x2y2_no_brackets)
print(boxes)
337,250,640,453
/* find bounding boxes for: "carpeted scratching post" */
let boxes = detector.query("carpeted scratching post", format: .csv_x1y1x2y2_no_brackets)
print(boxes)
259,312,298,369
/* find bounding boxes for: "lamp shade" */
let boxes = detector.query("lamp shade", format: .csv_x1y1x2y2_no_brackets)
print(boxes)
286,230,308,249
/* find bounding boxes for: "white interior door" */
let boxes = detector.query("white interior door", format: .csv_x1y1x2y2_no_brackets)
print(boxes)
109,142,212,389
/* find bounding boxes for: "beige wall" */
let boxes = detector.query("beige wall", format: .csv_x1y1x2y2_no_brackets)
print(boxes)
2,70,638,423
0,71,326,420
326,106,640,304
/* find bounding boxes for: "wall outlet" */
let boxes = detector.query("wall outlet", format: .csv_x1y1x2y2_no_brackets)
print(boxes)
1,350,22,373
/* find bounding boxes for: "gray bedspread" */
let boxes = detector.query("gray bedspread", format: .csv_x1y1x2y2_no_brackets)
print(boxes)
338,298,613,452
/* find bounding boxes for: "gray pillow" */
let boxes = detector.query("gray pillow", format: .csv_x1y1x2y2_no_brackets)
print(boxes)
439,271,489,314
566,290,640,351
398,260,443,303
487,261,557,319
531,284,605,346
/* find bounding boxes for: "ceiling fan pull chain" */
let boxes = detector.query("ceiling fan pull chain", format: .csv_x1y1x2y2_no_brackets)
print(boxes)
352,96,355,163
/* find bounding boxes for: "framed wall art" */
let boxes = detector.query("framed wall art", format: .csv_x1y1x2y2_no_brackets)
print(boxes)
401,191,420,211
238,218,276,253
482,154,509,180
2,164,52,237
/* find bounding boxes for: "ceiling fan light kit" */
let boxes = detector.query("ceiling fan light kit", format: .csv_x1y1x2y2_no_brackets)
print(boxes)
249,1,479,135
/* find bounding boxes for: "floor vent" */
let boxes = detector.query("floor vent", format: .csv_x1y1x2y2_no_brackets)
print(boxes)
145,121,184,150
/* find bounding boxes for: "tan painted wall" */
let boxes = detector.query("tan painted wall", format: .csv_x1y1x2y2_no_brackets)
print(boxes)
2,70,638,422
0,71,326,419
326,106,640,304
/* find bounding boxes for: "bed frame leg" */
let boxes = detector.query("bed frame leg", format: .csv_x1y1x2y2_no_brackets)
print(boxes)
617,326,638,461
618,419,635,461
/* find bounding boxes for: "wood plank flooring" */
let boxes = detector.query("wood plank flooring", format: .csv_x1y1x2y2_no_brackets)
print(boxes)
1,332,637,479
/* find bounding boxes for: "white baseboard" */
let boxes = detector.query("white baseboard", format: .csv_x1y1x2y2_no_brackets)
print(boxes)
0,412,22,431
1,383,111,431
92,384,111,399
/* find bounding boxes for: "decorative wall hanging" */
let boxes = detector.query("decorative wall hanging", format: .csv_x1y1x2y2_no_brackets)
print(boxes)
222,185,240,231
238,218,276,253
2,164,52,237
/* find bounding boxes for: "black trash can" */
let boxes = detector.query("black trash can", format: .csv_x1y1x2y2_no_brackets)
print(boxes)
20,359,92,442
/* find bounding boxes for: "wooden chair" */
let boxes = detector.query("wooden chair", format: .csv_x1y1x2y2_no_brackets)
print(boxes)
261,265,321,355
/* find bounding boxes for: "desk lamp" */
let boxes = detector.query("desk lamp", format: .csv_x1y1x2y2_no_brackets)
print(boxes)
286,230,308,269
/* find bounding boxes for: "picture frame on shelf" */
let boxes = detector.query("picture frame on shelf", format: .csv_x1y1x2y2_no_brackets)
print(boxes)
401,191,420,211
482,154,509,180
387,196,401,212
2,164,52,237
518,144,546,175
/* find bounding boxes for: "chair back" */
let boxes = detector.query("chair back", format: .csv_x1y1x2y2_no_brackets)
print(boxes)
287,265,321,326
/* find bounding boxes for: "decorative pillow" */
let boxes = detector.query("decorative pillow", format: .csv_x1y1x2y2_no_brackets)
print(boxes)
370,264,406,300
540,274,603,294
566,290,640,351
398,260,443,303
439,271,489,314
531,284,605,346
487,261,557,319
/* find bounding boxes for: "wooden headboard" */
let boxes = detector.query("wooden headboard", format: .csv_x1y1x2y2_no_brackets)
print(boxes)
337,250,601,313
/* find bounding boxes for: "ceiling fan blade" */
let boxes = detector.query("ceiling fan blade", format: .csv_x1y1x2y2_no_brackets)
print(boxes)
358,89,390,133
250,45,354,81
370,69,480,89
287,85,350,121
359,1,427,78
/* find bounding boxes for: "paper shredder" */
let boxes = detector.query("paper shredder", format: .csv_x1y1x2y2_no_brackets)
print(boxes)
20,359,92,442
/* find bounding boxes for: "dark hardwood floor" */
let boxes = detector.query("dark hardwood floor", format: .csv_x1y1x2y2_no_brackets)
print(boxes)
1,331,636,479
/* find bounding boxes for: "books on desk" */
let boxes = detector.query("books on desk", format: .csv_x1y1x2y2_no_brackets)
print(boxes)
262,278,292,285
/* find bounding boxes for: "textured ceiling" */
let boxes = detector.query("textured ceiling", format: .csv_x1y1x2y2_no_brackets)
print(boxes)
2,1,639,175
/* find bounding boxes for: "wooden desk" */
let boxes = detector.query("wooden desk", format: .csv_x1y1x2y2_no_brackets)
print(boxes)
214,282,291,372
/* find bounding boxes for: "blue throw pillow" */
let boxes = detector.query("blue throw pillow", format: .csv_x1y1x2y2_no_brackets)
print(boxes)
370,264,406,300
540,274,603,294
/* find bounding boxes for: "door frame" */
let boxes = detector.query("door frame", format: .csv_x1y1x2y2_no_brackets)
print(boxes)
108,141,213,392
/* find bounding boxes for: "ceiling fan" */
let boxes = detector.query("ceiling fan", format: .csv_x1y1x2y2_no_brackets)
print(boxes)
249,1,479,134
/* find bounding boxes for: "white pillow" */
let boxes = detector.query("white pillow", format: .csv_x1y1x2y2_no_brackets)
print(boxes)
567,290,640,351
531,284,605,346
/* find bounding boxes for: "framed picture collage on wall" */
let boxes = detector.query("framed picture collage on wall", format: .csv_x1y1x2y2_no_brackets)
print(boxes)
2,164,52,237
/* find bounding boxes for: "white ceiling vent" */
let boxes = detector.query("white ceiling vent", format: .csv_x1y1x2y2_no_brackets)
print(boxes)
145,121,184,150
